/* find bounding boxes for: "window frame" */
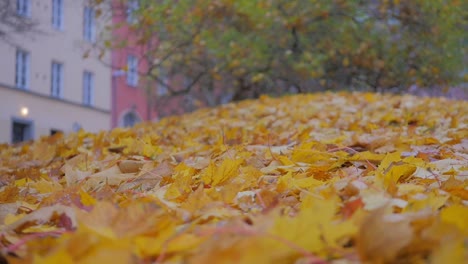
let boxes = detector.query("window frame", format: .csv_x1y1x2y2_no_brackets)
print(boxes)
126,0,140,24
121,111,141,127
83,71,94,106
52,0,64,30
11,117,34,144
51,61,64,98
16,0,31,17
50,129,63,136
83,6,96,42
127,55,139,87
15,49,30,90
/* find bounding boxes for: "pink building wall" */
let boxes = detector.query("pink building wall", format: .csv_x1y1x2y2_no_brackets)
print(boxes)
110,1,158,128
110,0,222,127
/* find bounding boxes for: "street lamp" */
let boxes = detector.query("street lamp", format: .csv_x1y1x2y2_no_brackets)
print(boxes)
20,107,29,117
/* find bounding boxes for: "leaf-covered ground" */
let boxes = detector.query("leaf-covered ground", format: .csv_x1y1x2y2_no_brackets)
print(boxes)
1,92,467,264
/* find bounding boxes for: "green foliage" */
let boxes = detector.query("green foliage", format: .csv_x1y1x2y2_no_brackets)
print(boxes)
98,0,466,101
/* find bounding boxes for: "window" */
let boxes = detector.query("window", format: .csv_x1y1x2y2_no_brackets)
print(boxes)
83,71,94,106
16,0,31,17
83,6,95,42
52,0,64,29
127,0,139,24
50,129,62,136
122,111,141,127
12,119,33,143
15,49,30,90
51,62,64,98
127,55,138,86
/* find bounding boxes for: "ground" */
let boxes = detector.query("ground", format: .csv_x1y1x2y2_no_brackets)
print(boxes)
0,92,467,263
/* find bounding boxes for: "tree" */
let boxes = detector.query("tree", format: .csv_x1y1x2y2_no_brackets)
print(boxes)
95,0,466,105
0,0,39,45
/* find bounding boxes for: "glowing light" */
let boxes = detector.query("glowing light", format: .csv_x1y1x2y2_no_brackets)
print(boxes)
20,107,29,117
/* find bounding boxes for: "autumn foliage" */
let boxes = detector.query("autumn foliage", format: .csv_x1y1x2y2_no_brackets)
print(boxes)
1,92,467,263
95,0,466,104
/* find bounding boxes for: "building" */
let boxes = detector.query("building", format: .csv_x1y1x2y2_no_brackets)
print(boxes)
0,0,111,144
110,0,158,128
110,0,201,128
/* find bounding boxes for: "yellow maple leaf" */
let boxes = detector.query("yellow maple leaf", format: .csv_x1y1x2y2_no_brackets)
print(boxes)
79,189,97,206
135,232,203,257
270,195,355,254
29,179,63,194
165,163,195,200
14,178,29,187
383,164,416,186
378,151,402,171
430,237,465,264
440,204,468,235
22,224,61,234
278,155,295,166
291,149,334,164
294,176,324,189
4,213,27,225
403,191,449,213
277,172,324,193
202,158,244,187
349,151,385,162
34,250,74,264
276,171,293,192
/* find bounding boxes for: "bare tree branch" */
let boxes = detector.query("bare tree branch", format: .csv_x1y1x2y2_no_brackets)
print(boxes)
0,0,39,45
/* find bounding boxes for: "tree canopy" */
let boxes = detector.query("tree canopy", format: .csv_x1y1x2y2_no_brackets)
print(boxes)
96,0,466,103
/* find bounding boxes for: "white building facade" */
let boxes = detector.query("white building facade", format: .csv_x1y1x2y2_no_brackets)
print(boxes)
0,0,111,143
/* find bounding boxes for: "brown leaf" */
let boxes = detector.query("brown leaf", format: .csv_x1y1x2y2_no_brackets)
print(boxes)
357,206,413,263
2,204,76,233
118,160,145,173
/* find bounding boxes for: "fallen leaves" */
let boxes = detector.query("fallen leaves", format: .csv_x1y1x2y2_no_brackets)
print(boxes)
0,92,467,263
357,205,413,263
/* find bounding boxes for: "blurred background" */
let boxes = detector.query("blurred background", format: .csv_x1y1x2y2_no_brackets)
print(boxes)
0,0,466,144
